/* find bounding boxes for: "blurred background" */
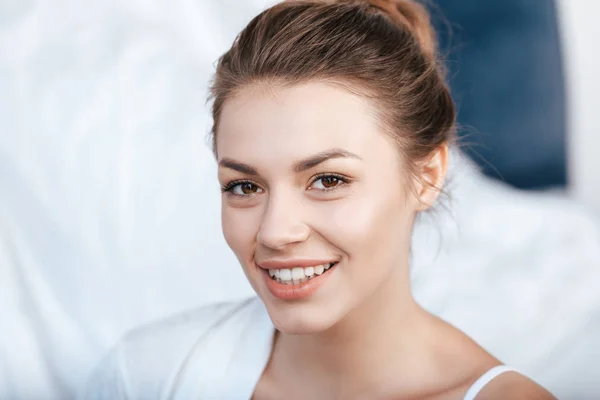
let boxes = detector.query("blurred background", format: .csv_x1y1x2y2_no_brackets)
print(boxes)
0,0,599,399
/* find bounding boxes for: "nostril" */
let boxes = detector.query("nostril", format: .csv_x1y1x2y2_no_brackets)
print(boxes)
256,222,311,249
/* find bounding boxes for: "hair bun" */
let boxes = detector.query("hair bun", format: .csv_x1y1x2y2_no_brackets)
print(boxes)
367,0,436,60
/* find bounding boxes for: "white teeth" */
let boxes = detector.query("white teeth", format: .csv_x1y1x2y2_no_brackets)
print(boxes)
279,268,292,281
268,262,337,284
292,267,304,280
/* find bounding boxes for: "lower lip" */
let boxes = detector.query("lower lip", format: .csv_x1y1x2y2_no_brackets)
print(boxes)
262,264,336,300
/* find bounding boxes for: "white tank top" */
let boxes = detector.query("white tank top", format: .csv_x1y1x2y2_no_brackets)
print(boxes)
79,298,522,400
463,365,519,400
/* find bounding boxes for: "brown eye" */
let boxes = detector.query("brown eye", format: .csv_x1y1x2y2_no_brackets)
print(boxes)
224,181,263,196
240,182,259,194
321,176,339,188
310,174,347,191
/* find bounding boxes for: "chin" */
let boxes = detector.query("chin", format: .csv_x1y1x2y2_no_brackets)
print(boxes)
262,297,344,335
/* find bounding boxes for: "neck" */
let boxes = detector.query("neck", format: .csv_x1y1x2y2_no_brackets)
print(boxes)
271,258,435,396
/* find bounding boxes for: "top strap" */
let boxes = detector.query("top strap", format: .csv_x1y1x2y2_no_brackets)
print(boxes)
463,365,520,400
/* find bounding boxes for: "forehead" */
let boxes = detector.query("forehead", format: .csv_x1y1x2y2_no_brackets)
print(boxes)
216,81,395,166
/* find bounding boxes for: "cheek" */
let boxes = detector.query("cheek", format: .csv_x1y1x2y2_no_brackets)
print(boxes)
221,206,260,260
316,190,411,264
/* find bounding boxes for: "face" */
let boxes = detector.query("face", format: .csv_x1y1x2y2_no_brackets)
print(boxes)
217,82,421,334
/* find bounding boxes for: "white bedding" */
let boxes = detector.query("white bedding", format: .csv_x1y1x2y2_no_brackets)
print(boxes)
1,1,599,399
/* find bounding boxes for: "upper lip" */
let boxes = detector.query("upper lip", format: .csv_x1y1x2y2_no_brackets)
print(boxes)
256,259,338,270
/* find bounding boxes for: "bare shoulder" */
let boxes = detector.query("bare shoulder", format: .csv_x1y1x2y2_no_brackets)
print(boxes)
424,314,556,400
474,371,556,400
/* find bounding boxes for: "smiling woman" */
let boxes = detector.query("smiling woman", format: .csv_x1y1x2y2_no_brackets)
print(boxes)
79,1,556,399
215,82,426,338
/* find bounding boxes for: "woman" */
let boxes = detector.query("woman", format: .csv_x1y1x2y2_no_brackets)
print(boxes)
81,0,556,398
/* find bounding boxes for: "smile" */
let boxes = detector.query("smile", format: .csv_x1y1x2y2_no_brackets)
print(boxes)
268,262,337,285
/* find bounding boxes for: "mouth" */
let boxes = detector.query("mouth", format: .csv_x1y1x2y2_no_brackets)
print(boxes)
266,262,338,285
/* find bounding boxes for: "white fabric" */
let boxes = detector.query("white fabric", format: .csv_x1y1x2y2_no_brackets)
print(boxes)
463,366,519,400
78,299,272,400
1,0,600,399
79,297,519,400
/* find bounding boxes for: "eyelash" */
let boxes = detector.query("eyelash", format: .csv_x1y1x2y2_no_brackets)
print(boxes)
309,173,350,192
221,173,351,197
221,179,255,195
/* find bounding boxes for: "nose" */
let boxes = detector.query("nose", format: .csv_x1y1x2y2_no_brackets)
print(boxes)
256,191,310,250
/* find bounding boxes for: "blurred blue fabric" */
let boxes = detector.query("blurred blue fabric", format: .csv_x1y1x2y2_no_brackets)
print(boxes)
432,0,566,189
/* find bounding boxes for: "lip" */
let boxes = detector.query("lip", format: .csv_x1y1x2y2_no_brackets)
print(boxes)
261,261,338,300
257,259,337,270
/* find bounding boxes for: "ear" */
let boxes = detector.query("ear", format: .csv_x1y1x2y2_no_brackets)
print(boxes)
413,144,449,211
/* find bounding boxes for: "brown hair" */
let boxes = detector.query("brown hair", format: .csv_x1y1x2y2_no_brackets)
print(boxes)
209,0,455,190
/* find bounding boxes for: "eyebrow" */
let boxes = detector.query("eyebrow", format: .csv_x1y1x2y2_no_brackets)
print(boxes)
218,158,258,175
292,148,362,172
218,148,362,175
